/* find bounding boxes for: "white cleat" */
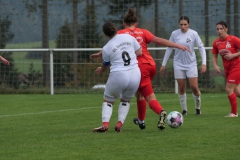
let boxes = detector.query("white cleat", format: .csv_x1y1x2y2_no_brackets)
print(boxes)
224,113,238,118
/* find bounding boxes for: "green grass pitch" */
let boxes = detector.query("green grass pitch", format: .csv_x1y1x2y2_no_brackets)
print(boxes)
0,93,240,160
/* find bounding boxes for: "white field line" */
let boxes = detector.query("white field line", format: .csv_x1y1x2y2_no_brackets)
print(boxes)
0,95,222,118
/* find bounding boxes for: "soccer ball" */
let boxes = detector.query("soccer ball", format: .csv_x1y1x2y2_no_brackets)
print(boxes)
166,111,183,128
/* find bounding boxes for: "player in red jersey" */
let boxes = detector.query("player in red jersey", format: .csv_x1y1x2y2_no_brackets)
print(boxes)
90,8,190,130
212,21,240,117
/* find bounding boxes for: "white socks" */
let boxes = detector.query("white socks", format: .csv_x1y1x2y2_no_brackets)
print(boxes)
178,93,187,111
102,102,113,122
118,102,130,124
102,102,130,124
192,92,201,109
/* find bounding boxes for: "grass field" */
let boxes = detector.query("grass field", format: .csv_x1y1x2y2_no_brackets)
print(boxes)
1,93,240,160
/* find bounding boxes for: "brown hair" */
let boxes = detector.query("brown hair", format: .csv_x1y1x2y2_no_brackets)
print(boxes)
178,16,190,23
102,21,117,37
123,8,138,25
216,21,228,28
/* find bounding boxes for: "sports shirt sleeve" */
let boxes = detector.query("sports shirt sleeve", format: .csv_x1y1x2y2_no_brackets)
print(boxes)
142,29,155,44
162,33,174,66
212,40,218,54
133,37,141,51
195,33,206,65
102,49,110,66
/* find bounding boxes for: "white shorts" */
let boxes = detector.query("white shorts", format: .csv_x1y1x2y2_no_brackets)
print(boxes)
174,66,198,79
104,67,141,102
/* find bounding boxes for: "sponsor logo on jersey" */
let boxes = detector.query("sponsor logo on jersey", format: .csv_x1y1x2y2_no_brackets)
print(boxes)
226,41,231,48
186,38,191,43
229,79,235,82
136,36,143,44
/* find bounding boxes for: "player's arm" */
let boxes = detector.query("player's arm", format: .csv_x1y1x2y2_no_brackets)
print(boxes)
223,37,240,60
90,50,102,62
212,54,221,73
135,47,142,56
159,47,173,74
195,33,207,73
133,37,142,56
95,63,110,75
0,56,10,65
151,37,190,52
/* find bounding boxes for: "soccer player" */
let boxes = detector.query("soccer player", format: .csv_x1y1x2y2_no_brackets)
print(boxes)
159,16,206,115
92,21,142,132
0,56,10,65
91,8,190,131
212,21,240,118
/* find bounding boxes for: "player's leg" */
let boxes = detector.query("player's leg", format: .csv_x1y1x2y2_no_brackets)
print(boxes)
225,72,239,117
226,83,238,117
92,100,114,132
133,90,147,129
93,72,117,132
133,63,151,129
175,69,188,115
139,64,166,130
188,77,201,115
115,67,141,132
187,66,201,115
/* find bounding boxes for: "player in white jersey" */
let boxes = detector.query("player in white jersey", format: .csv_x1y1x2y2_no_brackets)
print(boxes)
160,16,206,115
92,21,142,132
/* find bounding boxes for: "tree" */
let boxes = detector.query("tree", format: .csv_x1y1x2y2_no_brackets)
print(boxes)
0,16,19,89
234,0,239,37
24,0,50,86
101,0,153,29
54,21,73,87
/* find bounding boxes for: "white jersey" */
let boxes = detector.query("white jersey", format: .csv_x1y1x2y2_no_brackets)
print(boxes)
102,34,141,72
162,29,206,70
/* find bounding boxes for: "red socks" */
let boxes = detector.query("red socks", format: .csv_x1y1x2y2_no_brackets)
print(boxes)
149,100,163,114
228,93,238,115
137,99,147,121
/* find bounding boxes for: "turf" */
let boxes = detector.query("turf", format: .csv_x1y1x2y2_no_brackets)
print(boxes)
0,93,240,160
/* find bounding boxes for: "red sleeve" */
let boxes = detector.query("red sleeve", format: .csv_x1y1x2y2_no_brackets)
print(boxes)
212,40,218,54
142,29,155,44
232,36,240,49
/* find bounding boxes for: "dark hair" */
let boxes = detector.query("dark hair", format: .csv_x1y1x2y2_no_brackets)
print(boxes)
102,21,117,37
216,21,228,28
178,16,190,23
123,8,138,25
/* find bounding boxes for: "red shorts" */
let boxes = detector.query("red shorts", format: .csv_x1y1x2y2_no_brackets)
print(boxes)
226,70,240,84
138,63,156,97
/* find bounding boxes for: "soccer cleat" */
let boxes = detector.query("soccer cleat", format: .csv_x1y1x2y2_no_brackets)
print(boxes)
115,126,122,132
158,110,167,130
133,118,146,130
115,121,123,132
224,113,238,118
92,125,108,132
182,110,188,115
195,109,201,115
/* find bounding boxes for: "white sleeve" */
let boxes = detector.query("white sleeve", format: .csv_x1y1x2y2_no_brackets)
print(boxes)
133,38,141,51
195,33,206,65
162,33,174,66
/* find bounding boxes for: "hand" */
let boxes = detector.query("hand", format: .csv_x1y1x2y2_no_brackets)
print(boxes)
200,65,206,74
159,66,166,74
224,53,235,60
90,51,102,62
0,56,10,65
95,67,102,75
177,45,190,52
214,65,221,74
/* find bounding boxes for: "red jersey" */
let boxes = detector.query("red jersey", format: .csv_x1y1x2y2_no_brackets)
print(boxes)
212,35,240,73
118,28,155,66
